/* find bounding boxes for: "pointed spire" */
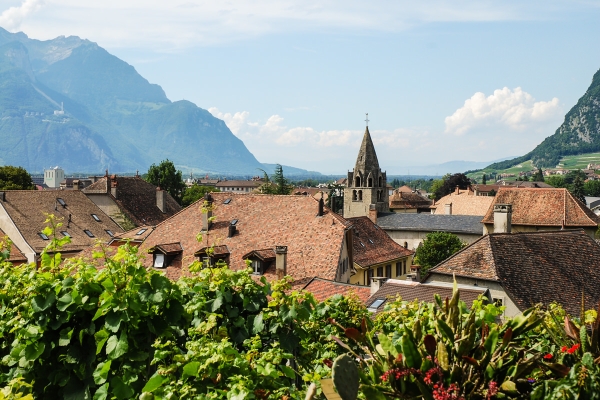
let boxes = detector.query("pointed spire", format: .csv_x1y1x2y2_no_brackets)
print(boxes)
353,125,380,174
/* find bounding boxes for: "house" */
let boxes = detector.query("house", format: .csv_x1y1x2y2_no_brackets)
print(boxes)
430,188,493,216
60,177,94,190
302,277,371,303
389,191,432,213
83,174,181,230
343,125,389,218
44,167,65,189
0,227,28,265
376,212,483,250
482,188,600,237
0,190,123,263
365,279,491,313
425,230,600,317
134,193,354,287
215,180,262,193
347,216,414,285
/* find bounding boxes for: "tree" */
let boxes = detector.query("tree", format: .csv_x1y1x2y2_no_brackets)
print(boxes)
146,159,186,204
414,232,466,274
181,185,219,207
0,165,34,190
326,183,344,213
482,174,487,185
571,175,586,205
545,175,566,188
532,168,544,182
585,180,600,197
258,164,293,195
432,173,471,200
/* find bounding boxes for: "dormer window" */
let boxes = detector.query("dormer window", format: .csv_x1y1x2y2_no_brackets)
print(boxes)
38,232,49,240
149,243,183,269
91,214,101,222
194,245,230,267
83,230,95,238
61,231,70,237
136,228,147,236
242,248,276,275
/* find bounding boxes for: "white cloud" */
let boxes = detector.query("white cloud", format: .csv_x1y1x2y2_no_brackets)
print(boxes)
208,107,431,173
0,0,44,31
444,87,561,136
3,0,586,50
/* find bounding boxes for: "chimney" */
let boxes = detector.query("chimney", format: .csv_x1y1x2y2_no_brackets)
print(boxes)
444,203,452,215
228,222,237,238
156,188,166,213
474,187,479,196
493,204,512,233
201,193,214,231
455,186,460,195
275,246,288,279
368,204,377,224
318,195,324,217
110,178,117,199
370,276,388,295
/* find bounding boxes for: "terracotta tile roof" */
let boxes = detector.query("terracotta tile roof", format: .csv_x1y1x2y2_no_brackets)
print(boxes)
302,277,371,303
195,245,230,257
0,228,27,263
134,193,351,282
113,226,155,242
347,216,413,268
431,192,494,216
83,176,181,226
0,190,124,254
366,279,490,312
242,248,276,261
152,242,183,255
389,191,432,210
397,185,414,193
428,230,600,315
481,188,600,227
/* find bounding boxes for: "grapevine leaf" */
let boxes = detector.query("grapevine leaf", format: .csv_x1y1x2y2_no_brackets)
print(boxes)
111,376,134,400
24,342,45,361
32,292,55,312
93,360,112,385
141,373,165,392
182,361,200,379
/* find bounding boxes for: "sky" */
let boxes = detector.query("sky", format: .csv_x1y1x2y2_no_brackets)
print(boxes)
1,0,600,174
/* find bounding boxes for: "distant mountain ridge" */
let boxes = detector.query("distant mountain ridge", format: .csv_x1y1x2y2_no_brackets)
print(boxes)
0,28,266,174
487,68,600,171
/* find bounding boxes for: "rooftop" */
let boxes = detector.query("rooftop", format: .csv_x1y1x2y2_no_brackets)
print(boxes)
428,230,600,315
481,188,600,227
302,277,371,303
0,190,123,253
0,227,27,263
347,216,413,268
377,213,483,235
431,191,494,216
366,279,490,313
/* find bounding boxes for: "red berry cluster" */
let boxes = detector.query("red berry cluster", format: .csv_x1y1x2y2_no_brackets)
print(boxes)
431,383,463,400
561,344,580,354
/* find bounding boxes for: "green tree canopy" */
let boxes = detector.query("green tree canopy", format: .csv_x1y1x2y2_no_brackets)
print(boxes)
414,232,466,274
545,175,566,188
146,159,186,204
0,165,34,190
532,168,544,182
432,173,471,201
585,180,600,197
181,185,219,207
571,175,587,205
258,164,293,195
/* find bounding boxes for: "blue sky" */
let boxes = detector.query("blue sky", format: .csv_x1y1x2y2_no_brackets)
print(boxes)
2,0,600,174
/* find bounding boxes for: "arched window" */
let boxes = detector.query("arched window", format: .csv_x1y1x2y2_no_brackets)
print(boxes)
352,190,357,201
378,176,383,187
358,190,363,201
368,177,373,187
355,176,361,187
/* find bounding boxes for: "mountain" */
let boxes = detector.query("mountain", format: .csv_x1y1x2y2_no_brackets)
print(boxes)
487,68,600,171
261,163,323,177
0,28,264,174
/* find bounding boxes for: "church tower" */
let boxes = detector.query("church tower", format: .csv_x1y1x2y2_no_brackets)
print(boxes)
343,118,389,218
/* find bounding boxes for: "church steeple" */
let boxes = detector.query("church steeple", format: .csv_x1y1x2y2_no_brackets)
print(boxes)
354,126,380,174
343,115,390,218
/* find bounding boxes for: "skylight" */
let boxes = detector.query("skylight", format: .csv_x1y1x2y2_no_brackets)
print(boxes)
360,242,365,247
105,230,114,237
83,230,95,238
38,232,49,240
231,219,238,225
91,214,101,222
223,198,231,204
368,299,385,311
368,239,374,244
136,228,147,236
57,198,66,207
60,231,70,237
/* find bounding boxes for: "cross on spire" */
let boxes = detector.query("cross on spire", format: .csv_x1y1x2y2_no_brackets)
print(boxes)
365,113,369,127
